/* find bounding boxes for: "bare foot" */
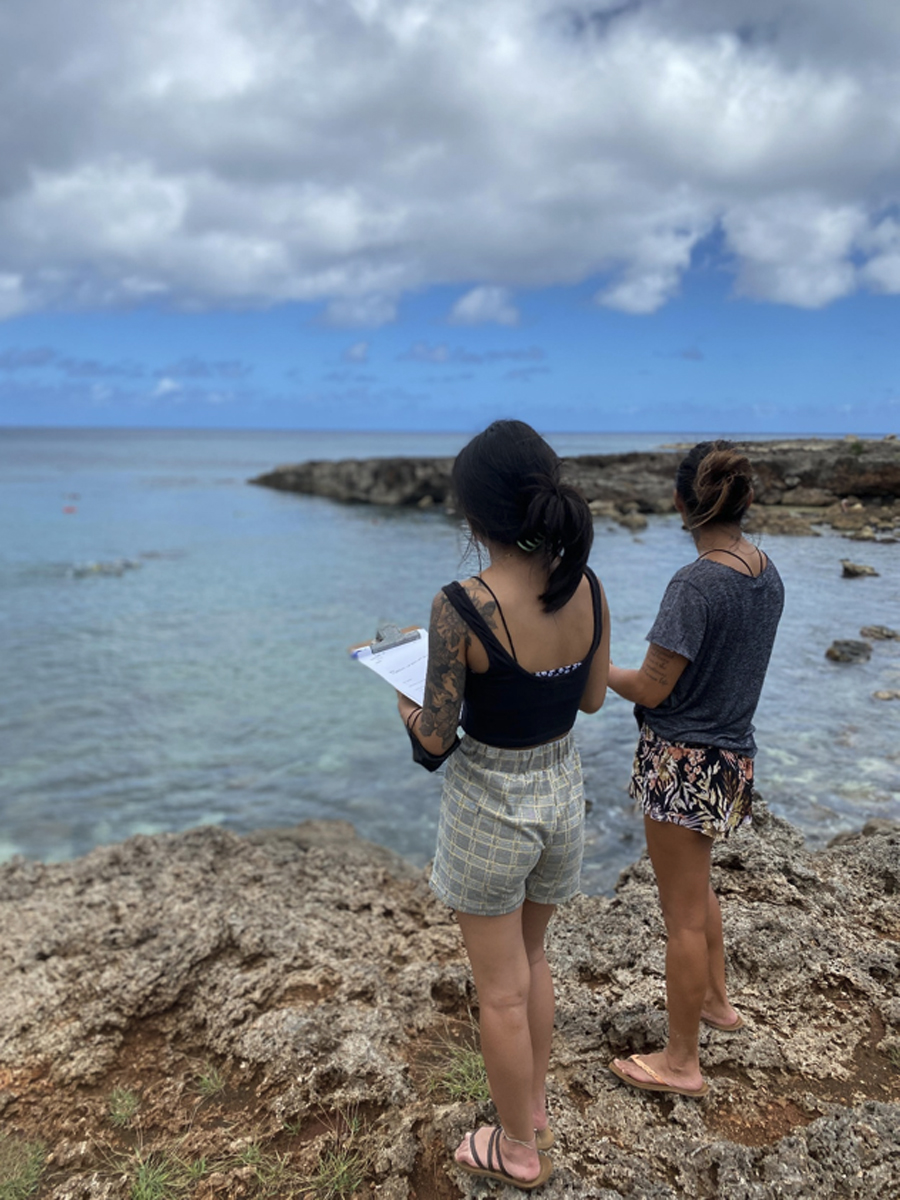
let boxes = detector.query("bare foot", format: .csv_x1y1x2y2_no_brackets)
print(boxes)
455,1126,541,1184
611,1050,705,1095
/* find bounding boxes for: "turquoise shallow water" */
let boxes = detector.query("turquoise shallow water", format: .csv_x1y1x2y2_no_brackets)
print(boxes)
1,427,898,893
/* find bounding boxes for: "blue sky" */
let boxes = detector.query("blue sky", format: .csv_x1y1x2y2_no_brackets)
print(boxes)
0,1,898,434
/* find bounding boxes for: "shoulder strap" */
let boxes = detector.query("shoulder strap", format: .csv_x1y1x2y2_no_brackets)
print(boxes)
473,576,517,663
697,548,756,576
584,566,603,653
441,582,509,661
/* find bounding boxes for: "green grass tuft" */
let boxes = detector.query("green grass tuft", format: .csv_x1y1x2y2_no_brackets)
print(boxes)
0,1134,46,1200
306,1147,366,1200
108,1086,140,1128
129,1152,187,1200
194,1062,226,1100
236,1143,264,1167
428,1042,491,1103
301,1105,368,1199
227,1143,300,1196
184,1156,208,1182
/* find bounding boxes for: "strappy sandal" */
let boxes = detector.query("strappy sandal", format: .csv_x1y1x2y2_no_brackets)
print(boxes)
456,1126,554,1191
535,1125,554,1152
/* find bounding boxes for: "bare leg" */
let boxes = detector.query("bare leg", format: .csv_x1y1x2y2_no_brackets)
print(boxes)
521,899,555,1132
700,885,741,1028
612,817,712,1092
453,907,543,1183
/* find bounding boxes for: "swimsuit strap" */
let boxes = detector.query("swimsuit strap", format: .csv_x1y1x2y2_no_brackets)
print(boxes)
473,576,518,663
697,547,759,577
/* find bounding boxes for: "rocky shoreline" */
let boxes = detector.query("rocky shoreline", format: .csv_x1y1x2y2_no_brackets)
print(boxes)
1,805,898,1199
250,436,900,538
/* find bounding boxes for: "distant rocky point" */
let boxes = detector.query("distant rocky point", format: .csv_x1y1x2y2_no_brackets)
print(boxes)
250,435,900,537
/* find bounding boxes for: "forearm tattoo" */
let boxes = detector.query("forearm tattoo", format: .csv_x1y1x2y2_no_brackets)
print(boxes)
419,594,468,747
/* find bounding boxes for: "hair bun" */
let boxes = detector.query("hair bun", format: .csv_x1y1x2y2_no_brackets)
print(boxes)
677,442,754,529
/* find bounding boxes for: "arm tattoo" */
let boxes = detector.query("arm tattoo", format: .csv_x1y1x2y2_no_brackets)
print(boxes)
419,593,467,747
643,643,677,687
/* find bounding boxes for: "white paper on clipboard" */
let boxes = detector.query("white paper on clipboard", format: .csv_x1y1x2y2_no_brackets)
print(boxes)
350,628,429,705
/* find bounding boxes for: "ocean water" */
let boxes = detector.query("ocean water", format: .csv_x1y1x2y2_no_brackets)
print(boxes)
1,427,898,894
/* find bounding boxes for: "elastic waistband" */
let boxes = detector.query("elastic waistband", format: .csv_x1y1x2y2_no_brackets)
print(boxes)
459,731,576,774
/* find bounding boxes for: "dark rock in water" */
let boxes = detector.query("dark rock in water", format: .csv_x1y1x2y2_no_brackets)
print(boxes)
617,511,648,533
860,625,900,640
744,508,819,537
783,486,835,507
841,559,879,577
252,456,455,507
70,558,142,579
825,639,873,663
0,807,898,1198
828,817,900,845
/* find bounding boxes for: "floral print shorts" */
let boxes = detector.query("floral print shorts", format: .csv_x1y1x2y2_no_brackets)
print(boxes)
629,722,754,840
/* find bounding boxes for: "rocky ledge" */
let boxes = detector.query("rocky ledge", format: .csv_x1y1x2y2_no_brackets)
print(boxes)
250,436,900,537
1,805,898,1199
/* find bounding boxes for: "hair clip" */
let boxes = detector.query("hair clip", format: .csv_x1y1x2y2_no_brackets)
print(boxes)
516,532,545,553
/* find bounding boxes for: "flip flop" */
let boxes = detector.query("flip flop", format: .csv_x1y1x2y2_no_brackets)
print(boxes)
535,1125,554,1152
702,1013,744,1031
609,1054,709,1098
456,1126,554,1191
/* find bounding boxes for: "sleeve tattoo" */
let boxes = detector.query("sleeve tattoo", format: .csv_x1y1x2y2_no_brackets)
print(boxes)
419,593,468,748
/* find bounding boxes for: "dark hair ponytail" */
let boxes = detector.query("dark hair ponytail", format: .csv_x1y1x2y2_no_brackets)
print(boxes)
676,440,754,529
452,419,593,612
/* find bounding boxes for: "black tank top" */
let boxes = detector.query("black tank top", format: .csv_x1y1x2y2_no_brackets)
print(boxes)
441,567,603,748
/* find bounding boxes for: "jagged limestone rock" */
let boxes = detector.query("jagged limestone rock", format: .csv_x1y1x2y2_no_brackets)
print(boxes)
0,808,897,1198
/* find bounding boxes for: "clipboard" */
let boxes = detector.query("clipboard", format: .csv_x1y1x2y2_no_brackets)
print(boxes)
349,623,429,705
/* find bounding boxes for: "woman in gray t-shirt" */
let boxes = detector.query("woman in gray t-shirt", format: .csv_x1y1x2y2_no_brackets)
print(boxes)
606,441,784,1099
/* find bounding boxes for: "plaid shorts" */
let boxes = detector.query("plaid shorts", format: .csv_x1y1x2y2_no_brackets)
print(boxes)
629,722,754,840
429,732,585,917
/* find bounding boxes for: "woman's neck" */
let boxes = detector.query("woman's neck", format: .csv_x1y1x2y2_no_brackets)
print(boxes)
480,540,548,587
691,523,746,556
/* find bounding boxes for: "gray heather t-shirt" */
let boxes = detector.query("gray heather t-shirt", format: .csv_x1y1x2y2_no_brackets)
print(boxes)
636,556,784,756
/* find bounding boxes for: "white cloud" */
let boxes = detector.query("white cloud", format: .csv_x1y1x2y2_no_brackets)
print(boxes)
0,1,898,321
449,286,519,326
723,196,867,307
0,275,28,320
596,222,704,313
859,217,900,293
343,341,370,362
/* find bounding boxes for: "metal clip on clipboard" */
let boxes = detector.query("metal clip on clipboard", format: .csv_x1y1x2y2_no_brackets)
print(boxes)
369,623,422,654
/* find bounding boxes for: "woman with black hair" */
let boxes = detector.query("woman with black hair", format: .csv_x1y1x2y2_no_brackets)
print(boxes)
607,441,783,1099
398,419,610,1190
